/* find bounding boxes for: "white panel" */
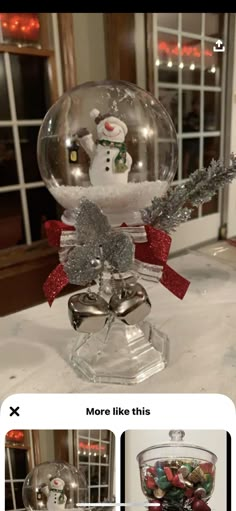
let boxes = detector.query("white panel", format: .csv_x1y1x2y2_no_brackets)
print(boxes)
170,213,220,254
134,14,146,89
226,16,236,238
38,430,55,462
72,13,106,84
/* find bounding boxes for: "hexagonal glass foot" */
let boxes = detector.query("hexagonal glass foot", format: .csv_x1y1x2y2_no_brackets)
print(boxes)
70,318,169,385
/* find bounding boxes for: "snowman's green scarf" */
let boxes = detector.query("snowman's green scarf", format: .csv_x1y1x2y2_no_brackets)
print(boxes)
97,139,128,173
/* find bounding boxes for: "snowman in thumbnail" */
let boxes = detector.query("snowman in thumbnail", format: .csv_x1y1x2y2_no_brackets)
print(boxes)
46,477,67,510
76,109,132,186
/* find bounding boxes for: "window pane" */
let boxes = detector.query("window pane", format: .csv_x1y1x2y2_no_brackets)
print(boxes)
182,91,200,133
159,88,178,131
20,126,41,182
0,191,25,249
0,127,18,187
90,440,100,462
182,138,200,178
14,481,24,509
204,41,222,86
79,465,88,486
203,137,220,166
205,13,224,38
26,187,58,242
90,465,99,485
202,194,218,216
204,91,221,131
10,447,29,479
157,13,178,29
181,37,201,84
100,443,110,463
91,488,98,503
101,431,110,441
157,32,178,83
101,465,109,485
5,448,10,479
90,430,100,439
182,13,202,34
101,487,109,502
11,54,51,119
78,430,90,438
5,482,13,511
0,13,41,46
0,55,11,120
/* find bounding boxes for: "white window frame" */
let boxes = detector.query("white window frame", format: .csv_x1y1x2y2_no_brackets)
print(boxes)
225,15,236,239
75,430,115,503
135,13,232,253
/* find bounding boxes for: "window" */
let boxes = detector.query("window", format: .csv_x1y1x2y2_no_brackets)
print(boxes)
146,13,232,251
0,13,62,250
5,430,34,511
74,430,115,503
0,13,77,315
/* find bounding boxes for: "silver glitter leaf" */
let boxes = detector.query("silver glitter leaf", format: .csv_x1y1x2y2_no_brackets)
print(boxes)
73,197,110,243
63,198,134,285
103,231,134,272
64,243,102,285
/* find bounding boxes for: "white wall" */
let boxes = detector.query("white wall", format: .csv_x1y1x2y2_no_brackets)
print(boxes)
125,430,227,511
39,430,55,462
226,14,236,238
73,13,107,84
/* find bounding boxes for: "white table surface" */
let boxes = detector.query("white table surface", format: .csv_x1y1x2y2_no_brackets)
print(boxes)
1,251,236,402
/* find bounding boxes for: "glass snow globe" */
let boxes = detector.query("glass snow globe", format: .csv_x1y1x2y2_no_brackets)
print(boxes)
37,80,178,385
37,80,177,226
22,461,88,510
137,430,217,511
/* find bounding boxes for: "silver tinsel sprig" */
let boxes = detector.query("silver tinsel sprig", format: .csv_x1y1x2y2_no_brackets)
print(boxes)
141,153,236,232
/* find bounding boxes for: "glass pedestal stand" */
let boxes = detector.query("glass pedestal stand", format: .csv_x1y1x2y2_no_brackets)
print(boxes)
70,317,169,385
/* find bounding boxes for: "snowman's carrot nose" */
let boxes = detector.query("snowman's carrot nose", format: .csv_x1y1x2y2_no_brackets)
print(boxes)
105,121,114,131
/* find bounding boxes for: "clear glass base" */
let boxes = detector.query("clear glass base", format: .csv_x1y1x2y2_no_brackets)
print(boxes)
70,318,169,385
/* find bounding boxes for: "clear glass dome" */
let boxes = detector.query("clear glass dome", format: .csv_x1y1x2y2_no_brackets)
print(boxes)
22,461,88,510
37,80,178,225
137,431,217,511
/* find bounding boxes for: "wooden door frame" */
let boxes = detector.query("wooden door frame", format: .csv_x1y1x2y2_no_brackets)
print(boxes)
104,13,136,83
54,430,69,461
58,13,77,90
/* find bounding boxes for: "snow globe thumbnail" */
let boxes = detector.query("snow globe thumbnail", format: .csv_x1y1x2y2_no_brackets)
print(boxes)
22,461,88,510
37,80,177,225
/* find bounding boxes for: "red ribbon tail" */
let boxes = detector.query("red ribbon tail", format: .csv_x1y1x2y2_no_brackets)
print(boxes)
44,220,75,247
43,263,69,306
160,264,190,299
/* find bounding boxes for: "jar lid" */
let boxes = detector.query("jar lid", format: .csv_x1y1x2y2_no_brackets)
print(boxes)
137,430,218,465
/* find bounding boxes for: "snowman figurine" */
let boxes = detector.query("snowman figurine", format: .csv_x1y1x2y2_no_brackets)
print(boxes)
46,477,67,510
76,109,132,186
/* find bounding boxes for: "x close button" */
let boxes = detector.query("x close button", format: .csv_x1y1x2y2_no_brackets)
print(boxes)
9,406,20,417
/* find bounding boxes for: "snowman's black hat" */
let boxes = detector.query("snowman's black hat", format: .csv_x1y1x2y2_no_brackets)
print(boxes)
90,108,127,134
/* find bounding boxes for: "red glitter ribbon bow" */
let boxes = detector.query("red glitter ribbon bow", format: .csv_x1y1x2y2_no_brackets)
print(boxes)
133,225,190,300
43,220,190,305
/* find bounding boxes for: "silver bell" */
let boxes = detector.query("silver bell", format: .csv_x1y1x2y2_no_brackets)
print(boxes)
68,292,109,333
109,282,151,325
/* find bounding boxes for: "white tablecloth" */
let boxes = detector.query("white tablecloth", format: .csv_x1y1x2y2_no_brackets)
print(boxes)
1,251,236,402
